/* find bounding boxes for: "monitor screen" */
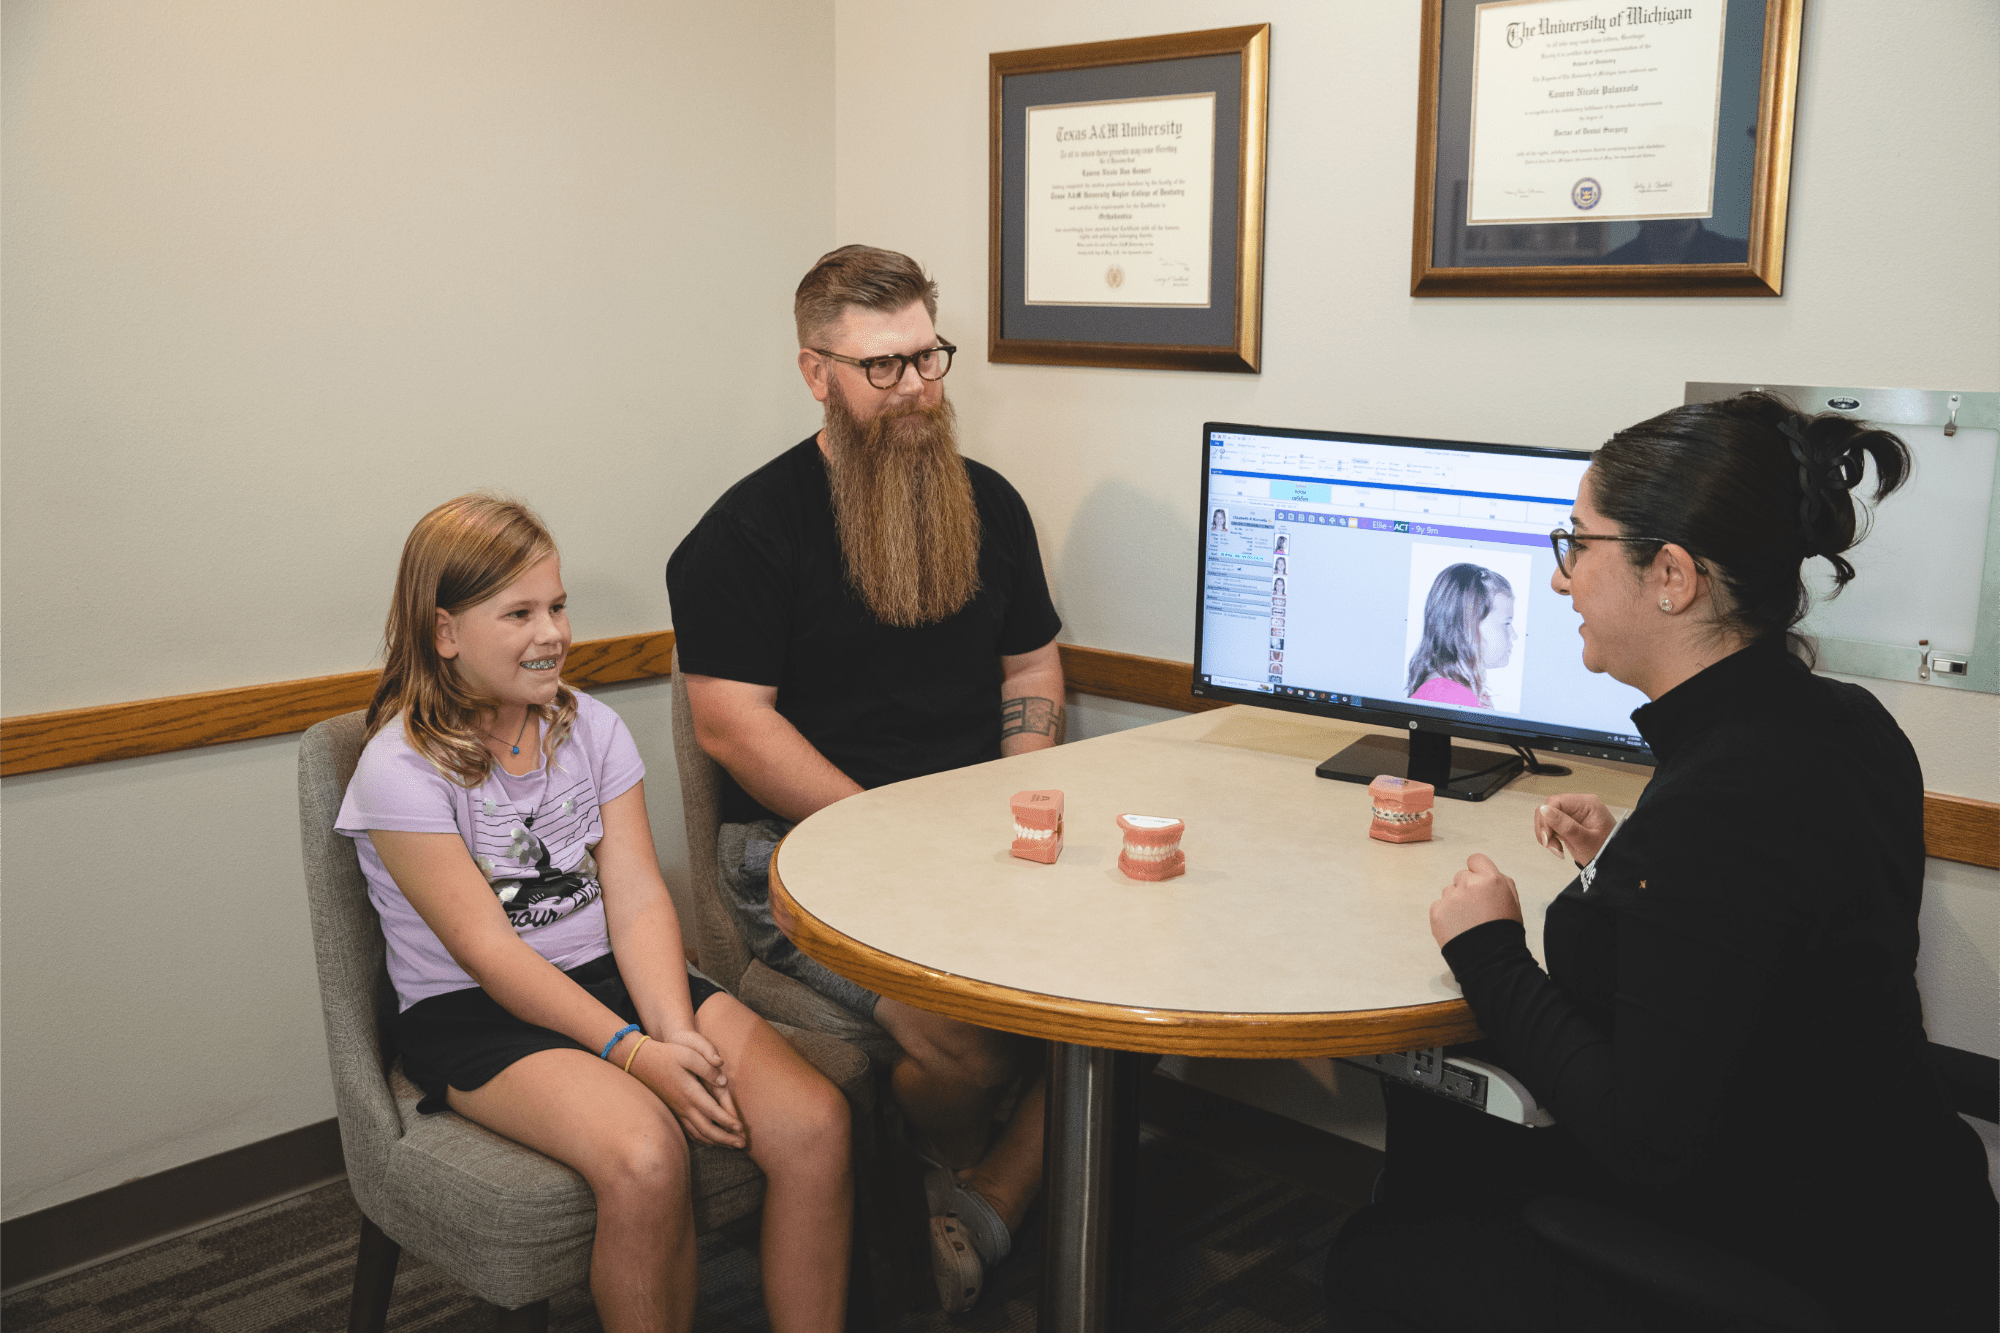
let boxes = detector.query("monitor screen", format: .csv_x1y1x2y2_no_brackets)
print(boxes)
1194,421,1654,769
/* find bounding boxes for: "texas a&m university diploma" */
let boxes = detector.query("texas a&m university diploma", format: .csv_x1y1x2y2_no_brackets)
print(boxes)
1467,1,1728,226
1024,92,1216,307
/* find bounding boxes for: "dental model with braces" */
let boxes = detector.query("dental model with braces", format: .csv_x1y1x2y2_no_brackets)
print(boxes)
1117,814,1186,881
1368,775,1434,843
1010,789,1064,863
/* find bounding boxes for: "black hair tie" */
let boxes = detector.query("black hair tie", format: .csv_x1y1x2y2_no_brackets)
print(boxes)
1779,418,1820,537
1778,417,1859,550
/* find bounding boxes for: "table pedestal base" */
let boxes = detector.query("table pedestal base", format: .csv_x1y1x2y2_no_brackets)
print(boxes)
1040,1043,1142,1332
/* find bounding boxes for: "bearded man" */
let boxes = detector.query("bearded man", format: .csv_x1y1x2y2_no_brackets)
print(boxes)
666,245,1064,1311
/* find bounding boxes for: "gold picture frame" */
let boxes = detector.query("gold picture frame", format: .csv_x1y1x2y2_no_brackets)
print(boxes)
1411,0,1803,297
989,25,1270,372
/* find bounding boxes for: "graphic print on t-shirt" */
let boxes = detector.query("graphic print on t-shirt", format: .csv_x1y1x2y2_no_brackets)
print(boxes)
470,774,602,930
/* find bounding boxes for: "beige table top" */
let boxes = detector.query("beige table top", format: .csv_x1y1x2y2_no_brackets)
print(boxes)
770,705,1651,1057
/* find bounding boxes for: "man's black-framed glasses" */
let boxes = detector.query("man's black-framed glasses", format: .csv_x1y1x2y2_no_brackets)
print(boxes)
1548,528,1679,576
812,342,956,390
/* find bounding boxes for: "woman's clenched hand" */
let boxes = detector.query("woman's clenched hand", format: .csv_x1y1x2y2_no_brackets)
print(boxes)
1430,852,1522,948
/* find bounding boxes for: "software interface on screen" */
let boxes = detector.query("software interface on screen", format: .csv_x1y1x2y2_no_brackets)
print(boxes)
1198,427,1651,751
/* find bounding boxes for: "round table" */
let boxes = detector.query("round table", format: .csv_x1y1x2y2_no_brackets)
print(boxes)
769,705,1649,1330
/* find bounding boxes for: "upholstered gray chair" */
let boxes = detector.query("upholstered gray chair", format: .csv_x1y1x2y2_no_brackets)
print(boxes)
297,709,875,1333
668,649,899,1067
668,653,934,1309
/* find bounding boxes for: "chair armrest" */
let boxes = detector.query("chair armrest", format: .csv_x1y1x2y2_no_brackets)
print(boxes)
739,960,904,1069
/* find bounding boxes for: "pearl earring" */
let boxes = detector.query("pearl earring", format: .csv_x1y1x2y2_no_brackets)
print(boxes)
1659,597,1674,612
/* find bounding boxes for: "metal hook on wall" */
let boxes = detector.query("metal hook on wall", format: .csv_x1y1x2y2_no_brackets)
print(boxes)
1944,393,1961,437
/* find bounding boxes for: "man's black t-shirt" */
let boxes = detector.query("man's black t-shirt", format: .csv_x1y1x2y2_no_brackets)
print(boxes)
666,436,1062,824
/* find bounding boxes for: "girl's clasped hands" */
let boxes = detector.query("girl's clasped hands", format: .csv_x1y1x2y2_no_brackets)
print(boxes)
617,1026,746,1149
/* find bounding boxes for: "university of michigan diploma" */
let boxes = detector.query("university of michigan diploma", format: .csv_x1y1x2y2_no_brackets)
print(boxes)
1467,0,1728,226
1024,92,1215,306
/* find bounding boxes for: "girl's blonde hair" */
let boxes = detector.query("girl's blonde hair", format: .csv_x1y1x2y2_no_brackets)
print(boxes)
365,493,577,786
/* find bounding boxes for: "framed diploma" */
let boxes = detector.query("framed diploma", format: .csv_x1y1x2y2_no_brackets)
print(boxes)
1412,0,1803,296
990,25,1270,372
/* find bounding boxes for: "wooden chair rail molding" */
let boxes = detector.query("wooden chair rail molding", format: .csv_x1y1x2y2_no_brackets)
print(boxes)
4,635,1995,871
0,631,679,778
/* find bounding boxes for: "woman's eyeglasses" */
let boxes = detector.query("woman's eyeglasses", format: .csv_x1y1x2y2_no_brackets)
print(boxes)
812,343,956,390
1548,529,1676,576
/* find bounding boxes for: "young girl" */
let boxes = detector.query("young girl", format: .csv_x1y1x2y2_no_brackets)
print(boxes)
337,494,850,1333
1404,562,1515,709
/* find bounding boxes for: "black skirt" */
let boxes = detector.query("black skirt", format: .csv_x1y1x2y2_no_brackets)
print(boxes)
392,952,725,1114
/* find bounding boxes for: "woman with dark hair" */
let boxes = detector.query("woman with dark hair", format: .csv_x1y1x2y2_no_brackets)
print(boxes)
1405,563,1515,709
1325,394,1996,1331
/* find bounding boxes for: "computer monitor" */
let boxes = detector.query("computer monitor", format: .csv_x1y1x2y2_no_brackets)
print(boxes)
1193,421,1655,800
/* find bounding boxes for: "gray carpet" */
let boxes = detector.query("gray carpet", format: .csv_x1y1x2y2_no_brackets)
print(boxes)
2,1134,1347,1332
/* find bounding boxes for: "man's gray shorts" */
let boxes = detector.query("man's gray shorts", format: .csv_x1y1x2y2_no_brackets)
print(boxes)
717,817,882,1022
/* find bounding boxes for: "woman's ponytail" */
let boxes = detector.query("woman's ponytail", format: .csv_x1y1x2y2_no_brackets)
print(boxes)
1774,409,1911,593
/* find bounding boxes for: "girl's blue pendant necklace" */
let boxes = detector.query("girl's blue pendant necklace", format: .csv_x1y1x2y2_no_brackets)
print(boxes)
489,711,531,756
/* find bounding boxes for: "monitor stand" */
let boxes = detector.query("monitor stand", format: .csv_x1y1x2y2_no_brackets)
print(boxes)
1315,730,1524,802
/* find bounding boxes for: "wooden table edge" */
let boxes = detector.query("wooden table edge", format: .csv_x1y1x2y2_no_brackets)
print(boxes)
768,842,1485,1058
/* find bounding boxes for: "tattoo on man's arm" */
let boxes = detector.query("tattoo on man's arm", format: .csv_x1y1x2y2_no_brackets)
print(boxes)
1000,696,1066,744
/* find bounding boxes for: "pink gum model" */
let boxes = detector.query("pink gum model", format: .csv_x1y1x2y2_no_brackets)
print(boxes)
1117,814,1186,881
1010,789,1064,863
1368,775,1435,843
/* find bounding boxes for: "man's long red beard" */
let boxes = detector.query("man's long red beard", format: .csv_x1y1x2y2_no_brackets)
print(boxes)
822,381,981,627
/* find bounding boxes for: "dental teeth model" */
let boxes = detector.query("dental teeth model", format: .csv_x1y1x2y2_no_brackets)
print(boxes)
1117,814,1186,881
1367,775,1434,843
1010,789,1064,863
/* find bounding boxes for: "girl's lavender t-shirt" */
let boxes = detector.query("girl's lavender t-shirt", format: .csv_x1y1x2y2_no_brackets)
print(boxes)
335,691,644,1011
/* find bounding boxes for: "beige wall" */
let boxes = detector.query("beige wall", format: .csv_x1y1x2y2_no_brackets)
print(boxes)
4,0,1995,1221
1,0,835,1219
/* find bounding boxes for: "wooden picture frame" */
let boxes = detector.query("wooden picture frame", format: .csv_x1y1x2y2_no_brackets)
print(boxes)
989,25,1270,372
1411,0,1804,297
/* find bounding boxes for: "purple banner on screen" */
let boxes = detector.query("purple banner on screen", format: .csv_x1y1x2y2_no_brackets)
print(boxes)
1272,510,1546,548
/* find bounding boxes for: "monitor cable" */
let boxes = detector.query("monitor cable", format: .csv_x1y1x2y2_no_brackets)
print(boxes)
1439,744,1569,799
1435,749,1529,799
1508,743,1571,778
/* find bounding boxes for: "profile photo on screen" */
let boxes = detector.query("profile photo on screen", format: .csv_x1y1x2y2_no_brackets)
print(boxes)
1404,560,1519,712
1275,534,1288,554
1274,555,1288,576
1272,576,1286,597
1210,507,1230,533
